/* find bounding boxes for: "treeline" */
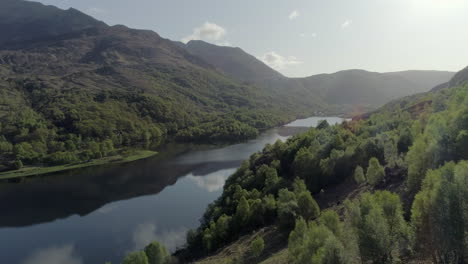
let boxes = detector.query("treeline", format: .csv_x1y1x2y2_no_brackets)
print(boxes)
160,84,466,263
0,77,298,172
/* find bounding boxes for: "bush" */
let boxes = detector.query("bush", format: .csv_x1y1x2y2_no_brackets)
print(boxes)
297,191,320,221
411,161,467,263
144,241,169,264
250,236,265,258
13,160,23,169
353,165,365,184
366,157,385,186
122,251,149,264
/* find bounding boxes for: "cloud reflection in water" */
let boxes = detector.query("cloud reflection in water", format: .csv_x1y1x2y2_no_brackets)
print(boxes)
132,222,188,253
187,168,237,192
22,244,82,264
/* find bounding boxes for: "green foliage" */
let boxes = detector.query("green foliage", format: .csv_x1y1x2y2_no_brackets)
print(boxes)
346,191,412,263
277,188,299,229
144,241,169,264
411,161,467,263
0,68,310,170
288,218,349,264
318,211,342,237
235,197,251,227
353,166,365,184
122,251,149,264
13,160,23,169
366,157,385,186
297,191,320,221
250,236,265,258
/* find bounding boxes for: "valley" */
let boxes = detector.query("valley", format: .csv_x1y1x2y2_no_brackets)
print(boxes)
0,1,466,264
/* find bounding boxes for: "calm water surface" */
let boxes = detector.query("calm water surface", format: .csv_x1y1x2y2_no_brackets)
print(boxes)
0,117,344,264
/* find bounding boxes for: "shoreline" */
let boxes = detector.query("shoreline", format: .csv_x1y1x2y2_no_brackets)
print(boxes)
0,150,158,180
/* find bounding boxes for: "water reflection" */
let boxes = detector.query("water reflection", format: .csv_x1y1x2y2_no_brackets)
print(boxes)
22,244,82,264
187,168,237,192
132,222,187,252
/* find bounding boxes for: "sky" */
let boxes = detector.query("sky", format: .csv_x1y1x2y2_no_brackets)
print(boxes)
34,0,468,77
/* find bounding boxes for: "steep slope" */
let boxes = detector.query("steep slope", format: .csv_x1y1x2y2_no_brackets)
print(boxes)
184,40,284,84
448,65,468,87
181,40,326,114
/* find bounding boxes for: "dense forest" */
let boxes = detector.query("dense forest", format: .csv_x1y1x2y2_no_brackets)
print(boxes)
0,70,297,171
122,80,467,263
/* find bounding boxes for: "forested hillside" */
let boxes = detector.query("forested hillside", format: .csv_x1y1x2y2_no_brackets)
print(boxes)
0,1,318,172
126,68,468,264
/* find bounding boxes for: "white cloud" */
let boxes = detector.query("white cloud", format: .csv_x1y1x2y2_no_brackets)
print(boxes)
341,19,353,29
289,10,300,20
86,7,106,15
132,222,188,252
182,22,228,45
22,245,82,264
300,33,317,38
259,51,303,70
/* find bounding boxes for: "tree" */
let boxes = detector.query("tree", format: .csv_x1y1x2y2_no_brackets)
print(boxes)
288,219,344,264
406,137,432,193
235,196,251,227
353,166,365,185
366,157,385,186
250,236,265,258
297,191,320,221
215,214,231,242
144,241,169,264
321,236,347,264
288,218,309,264
277,189,299,229
122,251,149,264
13,160,23,169
263,165,280,193
411,161,467,263
293,178,308,195
347,191,412,263
318,211,342,237
317,120,330,130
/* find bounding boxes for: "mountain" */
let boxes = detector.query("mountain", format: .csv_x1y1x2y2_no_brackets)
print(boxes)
0,0,316,172
183,40,284,84
182,40,454,109
0,0,106,47
294,69,454,106
181,40,326,113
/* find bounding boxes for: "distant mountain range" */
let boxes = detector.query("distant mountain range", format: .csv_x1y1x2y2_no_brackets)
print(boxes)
179,40,453,110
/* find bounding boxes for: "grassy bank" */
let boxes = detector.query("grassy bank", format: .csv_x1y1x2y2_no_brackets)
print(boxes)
0,150,157,180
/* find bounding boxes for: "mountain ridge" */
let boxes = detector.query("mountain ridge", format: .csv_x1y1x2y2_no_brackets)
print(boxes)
181,40,454,109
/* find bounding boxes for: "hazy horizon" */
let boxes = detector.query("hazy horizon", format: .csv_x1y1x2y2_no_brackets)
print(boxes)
32,0,468,77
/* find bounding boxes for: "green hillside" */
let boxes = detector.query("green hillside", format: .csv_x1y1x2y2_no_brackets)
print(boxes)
130,69,468,264
0,1,319,174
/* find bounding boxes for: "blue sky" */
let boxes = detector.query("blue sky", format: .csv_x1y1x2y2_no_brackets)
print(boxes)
35,0,468,77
